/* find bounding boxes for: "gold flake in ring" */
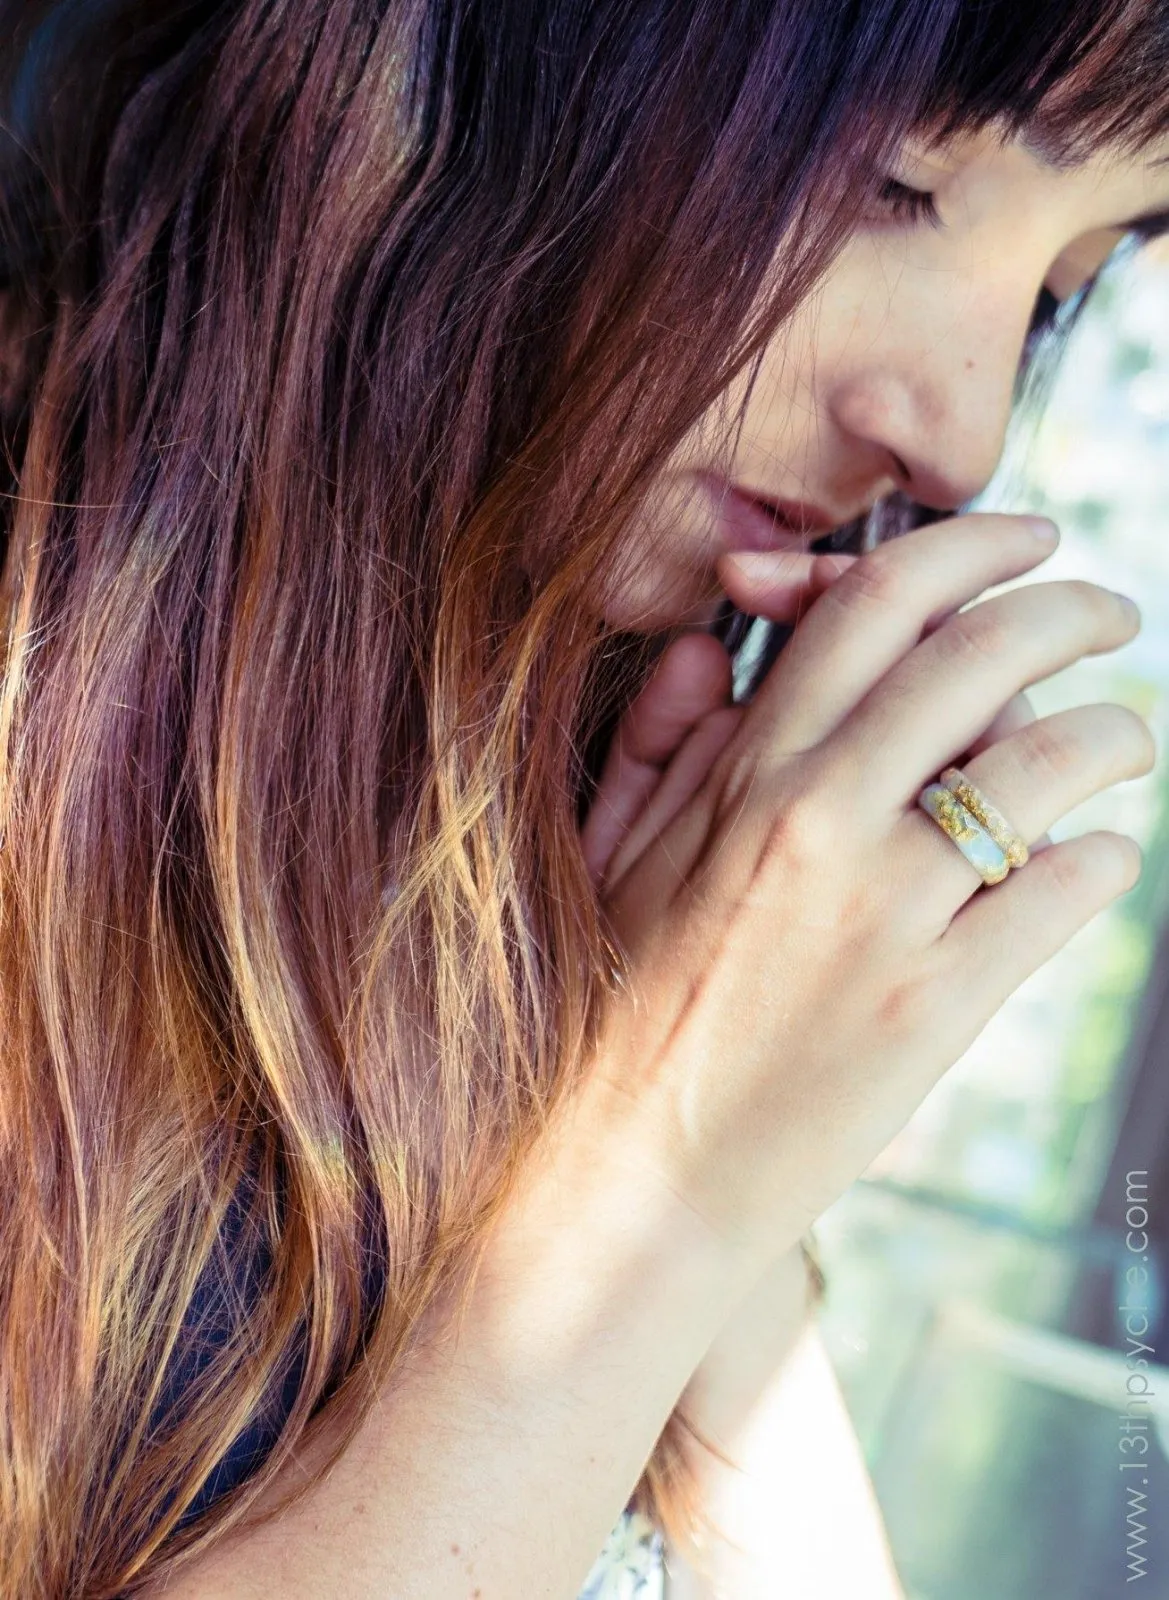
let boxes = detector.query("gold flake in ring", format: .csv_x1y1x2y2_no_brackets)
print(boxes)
940,766,1029,870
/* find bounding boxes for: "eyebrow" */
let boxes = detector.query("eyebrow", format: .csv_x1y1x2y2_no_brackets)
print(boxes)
1020,130,1169,239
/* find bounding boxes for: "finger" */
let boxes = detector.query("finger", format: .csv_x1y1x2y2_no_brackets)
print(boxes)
716,550,858,625
590,550,856,892
934,830,1142,1036
580,631,732,886
598,552,854,912
728,514,1059,765
961,690,1052,851
838,577,1138,829
965,690,1039,755
900,699,1154,926
605,704,745,893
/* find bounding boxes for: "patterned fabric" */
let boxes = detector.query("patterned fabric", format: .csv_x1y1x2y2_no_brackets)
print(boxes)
574,1234,824,1599
578,1508,666,1599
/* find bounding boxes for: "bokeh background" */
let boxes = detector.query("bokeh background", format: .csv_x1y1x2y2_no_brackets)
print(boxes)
812,236,1169,1600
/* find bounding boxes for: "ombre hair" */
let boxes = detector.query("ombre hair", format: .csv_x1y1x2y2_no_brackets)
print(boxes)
1,1,1168,1592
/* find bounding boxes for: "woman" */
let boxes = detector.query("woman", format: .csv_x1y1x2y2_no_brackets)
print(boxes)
0,0,1166,1594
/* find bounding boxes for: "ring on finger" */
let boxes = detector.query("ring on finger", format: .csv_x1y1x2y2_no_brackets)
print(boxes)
939,765,1030,869
915,764,1029,888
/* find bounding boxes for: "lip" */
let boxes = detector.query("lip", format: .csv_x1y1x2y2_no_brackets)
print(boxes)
706,479,840,554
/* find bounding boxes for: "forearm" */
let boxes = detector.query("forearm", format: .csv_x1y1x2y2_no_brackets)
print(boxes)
146,1081,768,1600
663,1250,906,1600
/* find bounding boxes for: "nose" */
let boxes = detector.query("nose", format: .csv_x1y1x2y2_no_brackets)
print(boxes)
827,284,1042,514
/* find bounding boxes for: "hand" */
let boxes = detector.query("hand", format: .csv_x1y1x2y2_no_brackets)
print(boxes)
578,538,1054,1372
576,513,1149,1276
581,551,851,895
581,557,849,1423
582,546,1053,901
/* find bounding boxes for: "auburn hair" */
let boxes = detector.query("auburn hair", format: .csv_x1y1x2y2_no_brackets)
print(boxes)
1,1,1168,1593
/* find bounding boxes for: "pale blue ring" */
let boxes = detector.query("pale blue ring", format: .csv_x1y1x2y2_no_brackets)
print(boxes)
917,782,1011,886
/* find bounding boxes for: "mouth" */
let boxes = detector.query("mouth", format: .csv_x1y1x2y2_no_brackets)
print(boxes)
703,476,842,554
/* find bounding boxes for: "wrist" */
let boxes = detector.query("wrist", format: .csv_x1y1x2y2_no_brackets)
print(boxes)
679,1239,816,1452
571,1044,815,1294
456,1072,769,1396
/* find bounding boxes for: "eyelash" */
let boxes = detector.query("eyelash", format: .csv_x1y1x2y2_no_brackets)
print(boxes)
869,178,1163,299
874,177,943,230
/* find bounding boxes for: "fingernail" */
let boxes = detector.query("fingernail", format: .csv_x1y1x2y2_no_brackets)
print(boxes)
1024,516,1060,544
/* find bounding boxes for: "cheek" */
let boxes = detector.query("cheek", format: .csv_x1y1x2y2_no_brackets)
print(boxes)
593,537,720,631
590,481,724,631
729,294,833,467
594,567,724,632
820,231,981,359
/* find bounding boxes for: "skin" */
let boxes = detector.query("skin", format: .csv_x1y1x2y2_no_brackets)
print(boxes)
137,124,1165,1600
583,122,1169,885
577,122,1169,1590
598,121,1169,635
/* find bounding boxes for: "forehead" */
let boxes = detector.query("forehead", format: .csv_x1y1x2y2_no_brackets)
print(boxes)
1018,122,1169,179
915,117,1169,174
913,120,1169,225
1014,125,1169,228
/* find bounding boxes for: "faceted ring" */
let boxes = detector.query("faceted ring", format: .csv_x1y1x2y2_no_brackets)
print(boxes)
939,765,1030,870
916,782,1011,886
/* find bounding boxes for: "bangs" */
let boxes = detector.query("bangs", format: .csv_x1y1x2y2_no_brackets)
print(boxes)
916,0,1169,159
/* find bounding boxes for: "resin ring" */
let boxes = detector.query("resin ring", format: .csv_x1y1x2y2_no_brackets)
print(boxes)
939,765,1030,870
917,782,1012,886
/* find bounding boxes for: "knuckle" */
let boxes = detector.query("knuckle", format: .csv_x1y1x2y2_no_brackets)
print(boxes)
688,776,814,907
1022,705,1156,789
756,789,833,871
733,785,843,901
937,604,1010,668
1024,716,1082,784
836,549,905,610
688,709,747,793
1038,840,1093,898
1036,834,1133,898
874,967,934,1035
1067,578,1127,633
1076,577,1120,614
708,743,760,817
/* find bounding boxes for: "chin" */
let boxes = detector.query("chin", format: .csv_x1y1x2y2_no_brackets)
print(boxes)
597,567,726,634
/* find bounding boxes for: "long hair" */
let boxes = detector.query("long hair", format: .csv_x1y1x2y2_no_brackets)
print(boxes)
1,2,1168,1593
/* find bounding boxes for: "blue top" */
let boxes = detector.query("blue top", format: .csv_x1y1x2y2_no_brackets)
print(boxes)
148,1148,319,1532
148,1145,387,1531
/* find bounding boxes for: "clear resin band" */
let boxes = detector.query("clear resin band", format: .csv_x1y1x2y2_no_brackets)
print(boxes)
917,782,1011,886
939,765,1030,869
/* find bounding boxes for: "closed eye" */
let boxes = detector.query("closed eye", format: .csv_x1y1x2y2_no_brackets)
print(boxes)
870,177,943,231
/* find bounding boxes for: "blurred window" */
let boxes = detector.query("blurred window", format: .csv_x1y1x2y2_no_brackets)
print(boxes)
815,237,1169,1600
